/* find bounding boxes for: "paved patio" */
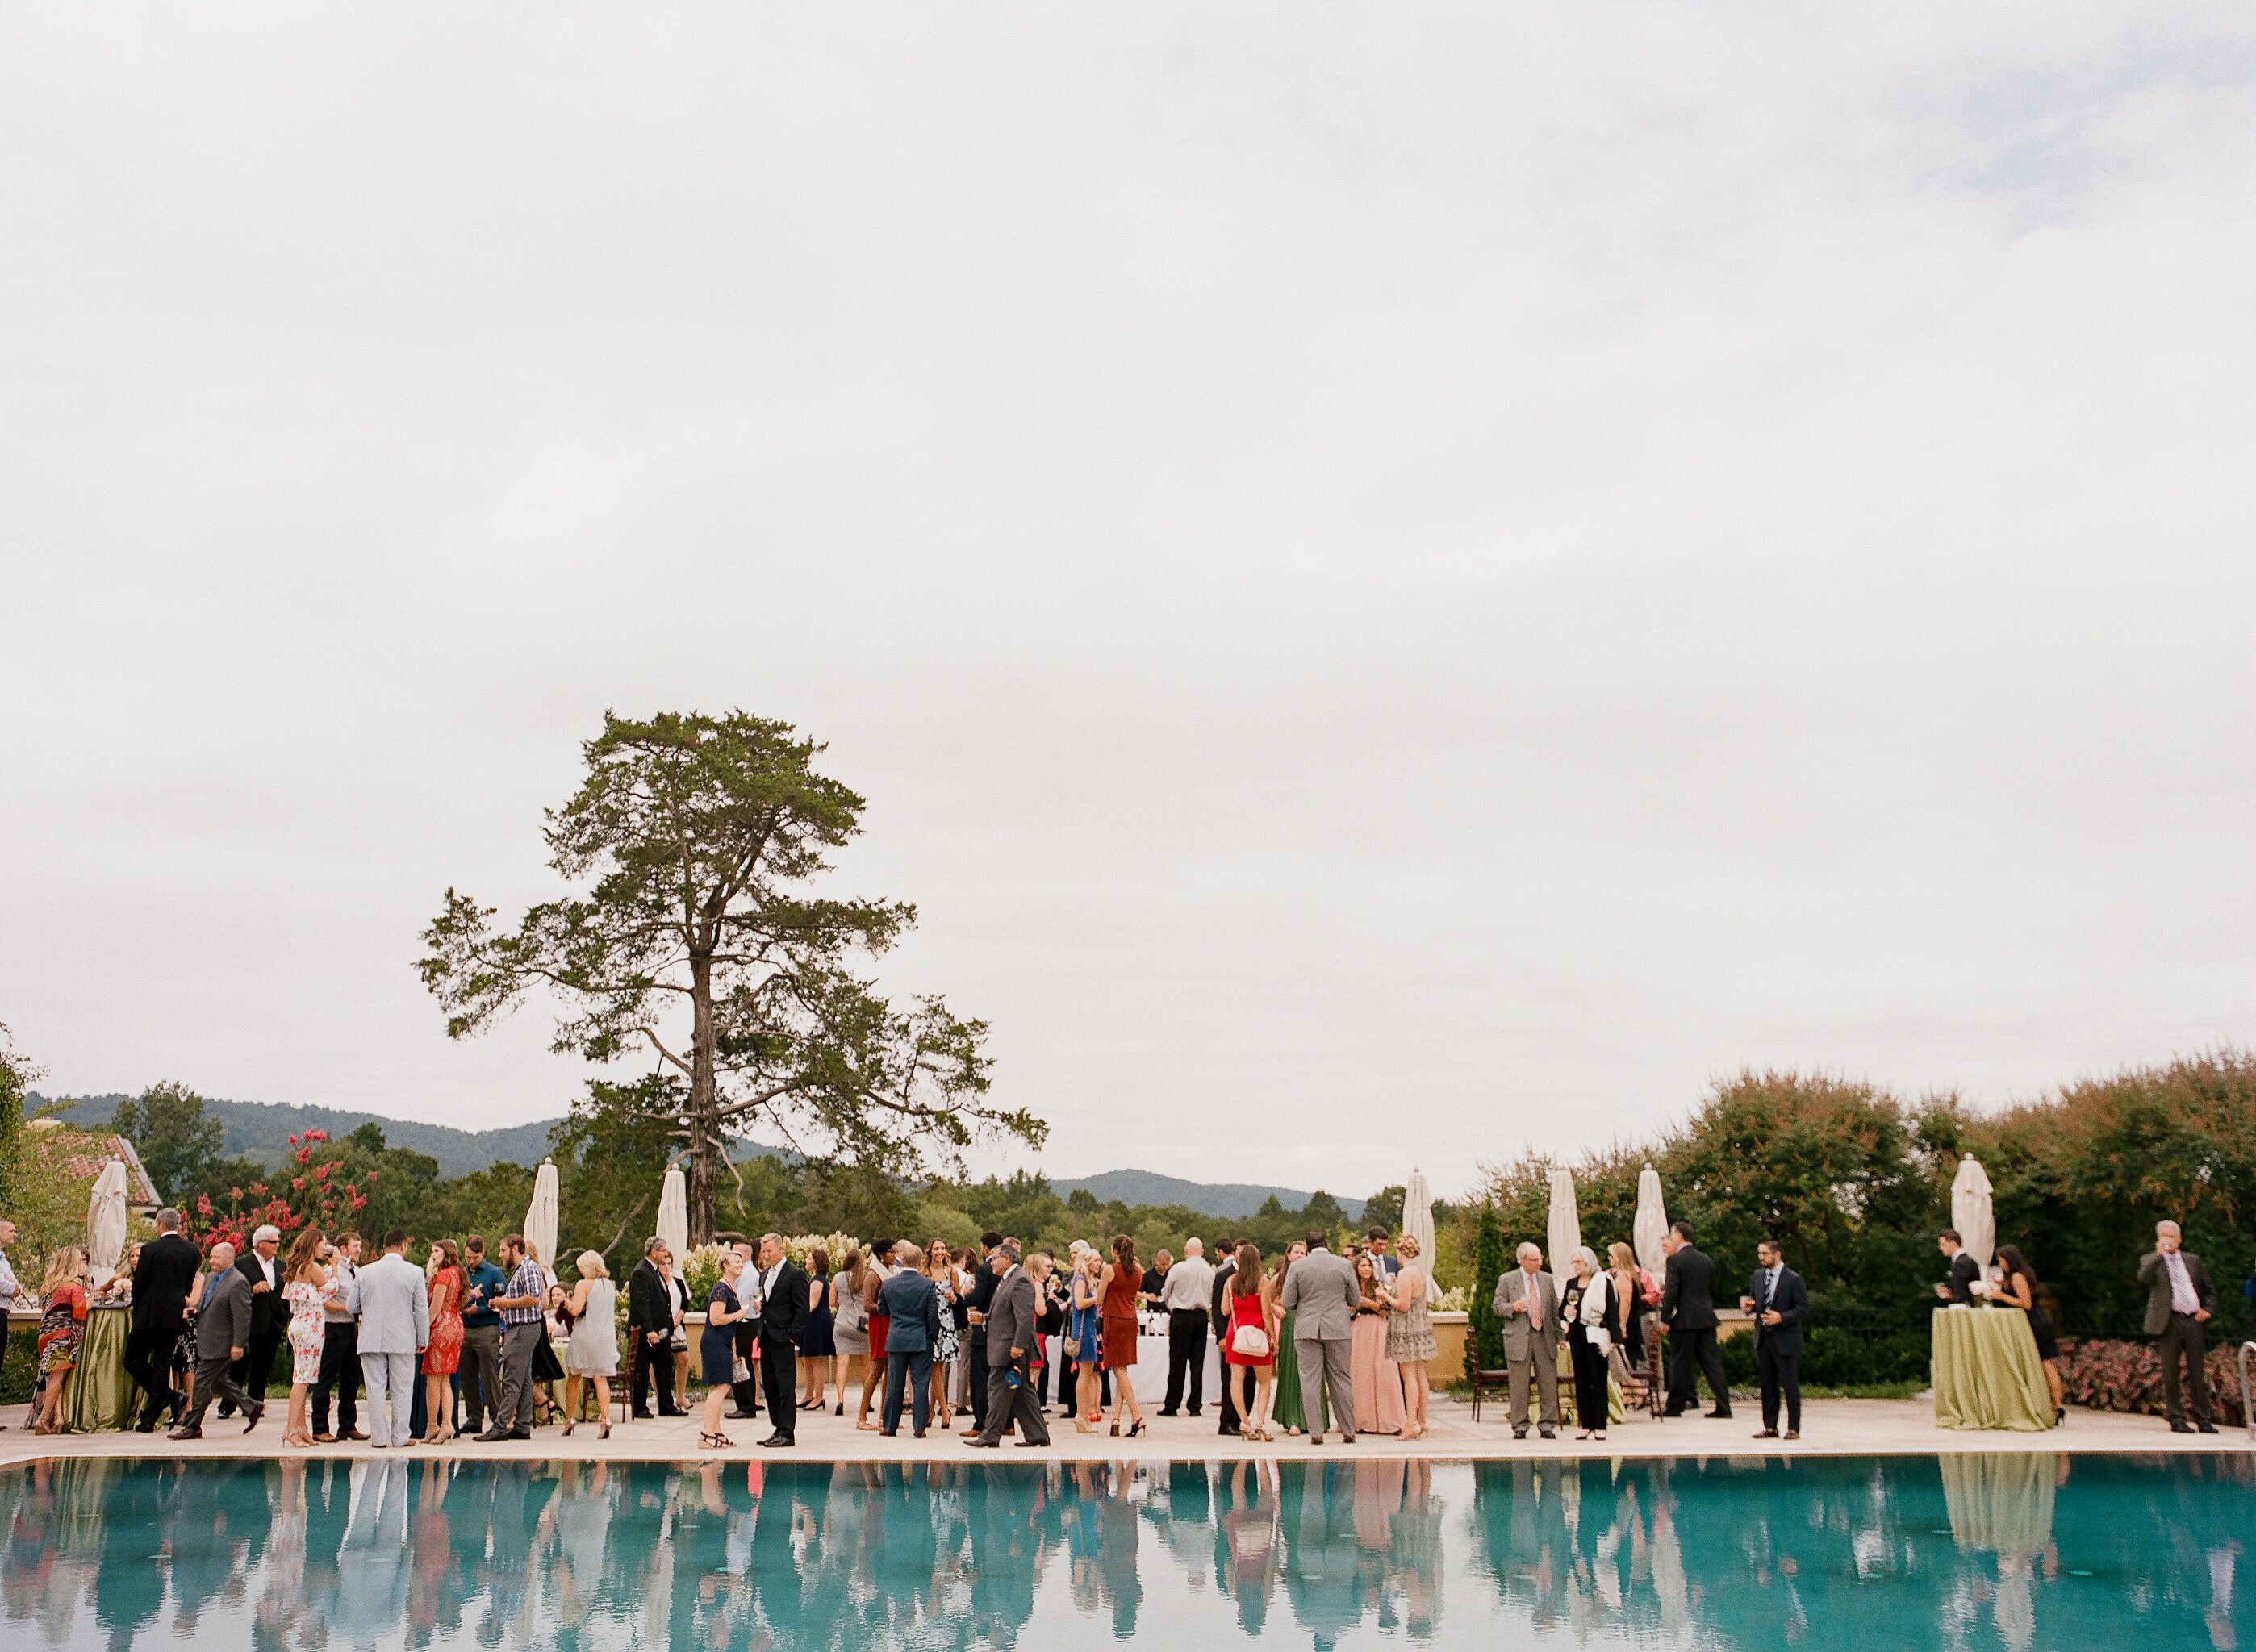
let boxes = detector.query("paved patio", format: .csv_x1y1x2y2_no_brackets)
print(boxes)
5,1391,2246,1470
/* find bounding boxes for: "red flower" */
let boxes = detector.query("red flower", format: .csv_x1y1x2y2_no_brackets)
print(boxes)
228,1187,243,1201
289,1134,299,1147
196,1195,212,1216
307,1129,328,1143
291,1178,306,1191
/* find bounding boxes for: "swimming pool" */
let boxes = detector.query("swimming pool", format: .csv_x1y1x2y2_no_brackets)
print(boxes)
3,1453,2248,1649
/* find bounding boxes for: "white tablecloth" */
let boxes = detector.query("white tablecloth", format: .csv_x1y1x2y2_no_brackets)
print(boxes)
1128,1317,1224,1406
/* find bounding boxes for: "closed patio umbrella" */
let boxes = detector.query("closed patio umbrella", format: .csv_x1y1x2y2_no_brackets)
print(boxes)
1633,1164,1669,1277
1546,1167,1581,1296
1951,1157,1995,1274
87,1158,129,1288
1403,1169,1435,1274
524,1158,560,1286
657,1162,688,1269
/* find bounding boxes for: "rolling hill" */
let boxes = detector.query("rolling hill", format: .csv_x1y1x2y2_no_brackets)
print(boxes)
1049,1169,1365,1223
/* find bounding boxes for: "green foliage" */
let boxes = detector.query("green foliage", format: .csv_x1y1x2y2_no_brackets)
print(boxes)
109,1081,226,1203
1465,1201,1508,1380
0,1024,35,1215
1363,1185,1406,1233
419,708,1038,1241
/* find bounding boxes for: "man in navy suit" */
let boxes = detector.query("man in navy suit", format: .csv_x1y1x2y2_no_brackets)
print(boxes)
1740,1239,1809,1439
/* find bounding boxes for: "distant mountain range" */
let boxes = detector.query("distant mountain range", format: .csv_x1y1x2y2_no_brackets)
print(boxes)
38,1094,566,1180
35,1093,1366,1220
1050,1169,1365,1223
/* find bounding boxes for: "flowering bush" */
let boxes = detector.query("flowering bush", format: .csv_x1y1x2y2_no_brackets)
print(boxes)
189,1129,369,1250
1431,1285,1469,1314
679,1242,730,1312
782,1233,869,1275
2059,1337,2252,1419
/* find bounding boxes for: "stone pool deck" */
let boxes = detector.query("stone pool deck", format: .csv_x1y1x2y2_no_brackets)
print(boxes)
5,1393,2247,1469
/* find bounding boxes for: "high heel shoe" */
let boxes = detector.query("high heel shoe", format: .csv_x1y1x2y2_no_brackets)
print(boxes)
834,1404,845,1417
560,1420,575,1437
598,1419,611,1440
1125,1420,1146,1439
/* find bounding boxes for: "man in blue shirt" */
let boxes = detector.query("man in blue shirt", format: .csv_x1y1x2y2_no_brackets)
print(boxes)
878,1241,944,1438
458,1235,508,1436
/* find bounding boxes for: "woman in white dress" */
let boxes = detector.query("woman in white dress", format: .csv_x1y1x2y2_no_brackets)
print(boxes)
561,1250,618,1440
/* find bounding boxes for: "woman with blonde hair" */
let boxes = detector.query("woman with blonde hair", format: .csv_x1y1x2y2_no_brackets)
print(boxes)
561,1249,617,1439
1380,1233,1437,1441
33,1245,90,1434
923,1238,961,1430
1605,1241,1644,1386
830,1246,868,1420
280,1227,331,1446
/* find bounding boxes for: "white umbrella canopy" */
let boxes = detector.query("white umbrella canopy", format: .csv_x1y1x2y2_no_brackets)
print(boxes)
657,1162,688,1270
1951,1158,1996,1274
1633,1164,1669,1277
1546,1168,1581,1296
86,1158,129,1288
524,1158,560,1286
1402,1169,1435,1274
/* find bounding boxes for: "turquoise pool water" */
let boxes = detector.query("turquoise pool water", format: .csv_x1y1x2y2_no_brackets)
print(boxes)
3,1453,2249,1649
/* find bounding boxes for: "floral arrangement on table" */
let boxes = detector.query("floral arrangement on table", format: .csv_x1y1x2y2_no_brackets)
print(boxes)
2058,1337,2251,1418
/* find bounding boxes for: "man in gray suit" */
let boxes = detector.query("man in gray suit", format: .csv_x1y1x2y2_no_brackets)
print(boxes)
969,1240,1051,1448
2139,1219,2220,1434
169,1241,263,1437
1492,1241,1561,1439
1278,1229,1360,1445
351,1229,430,1447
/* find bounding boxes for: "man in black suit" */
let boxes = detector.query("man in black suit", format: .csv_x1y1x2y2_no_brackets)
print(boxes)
224,1224,286,1413
2139,1219,2220,1434
1739,1239,1808,1439
754,1233,805,1447
1210,1238,1242,1437
1934,1229,1982,1304
961,1233,1001,1437
125,1208,202,1431
1660,1221,1731,1419
625,1237,679,1418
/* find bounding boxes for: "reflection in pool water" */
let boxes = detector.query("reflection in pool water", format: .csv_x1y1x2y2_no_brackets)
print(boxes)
2,1452,2250,1650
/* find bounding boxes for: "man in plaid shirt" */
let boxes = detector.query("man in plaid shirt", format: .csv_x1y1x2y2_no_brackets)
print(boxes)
473,1234,549,1442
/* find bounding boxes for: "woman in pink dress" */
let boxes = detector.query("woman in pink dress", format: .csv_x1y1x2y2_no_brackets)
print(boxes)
1349,1249,1407,1437
421,1239,466,1443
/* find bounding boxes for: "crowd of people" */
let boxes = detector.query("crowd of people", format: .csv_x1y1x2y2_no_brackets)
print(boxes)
0,1206,2229,1446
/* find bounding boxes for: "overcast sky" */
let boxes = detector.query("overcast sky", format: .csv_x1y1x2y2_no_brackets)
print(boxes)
5,7,2252,1203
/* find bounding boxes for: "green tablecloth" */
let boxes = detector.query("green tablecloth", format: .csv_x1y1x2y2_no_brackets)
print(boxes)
62,1304,144,1433
1932,1308,2053,1432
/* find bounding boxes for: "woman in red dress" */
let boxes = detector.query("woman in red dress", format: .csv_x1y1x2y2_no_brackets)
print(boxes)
1100,1234,1146,1438
421,1238,466,1442
1223,1241,1276,1441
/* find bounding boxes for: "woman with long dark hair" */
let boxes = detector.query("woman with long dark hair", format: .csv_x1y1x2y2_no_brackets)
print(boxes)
421,1237,466,1443
280,1227,330,1446
1101,1234,1145,1437
1992,1243,2062,1425
1224,1241,1275,1441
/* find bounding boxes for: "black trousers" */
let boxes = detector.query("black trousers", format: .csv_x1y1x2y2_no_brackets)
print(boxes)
1757,1340,1800,1432
2158,1312,2212,1424
1165,1309,1209,1412
730,1320,762,1416
311,1320,361,1436
976,1352,1051,1446
760,1330,797,1437
967,1340,991,1429
629,1330,677,1415
124,1320,186,1427
1665,1327,1731,1415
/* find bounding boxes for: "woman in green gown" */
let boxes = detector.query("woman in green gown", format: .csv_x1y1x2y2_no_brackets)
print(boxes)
1268,1241,1326,1435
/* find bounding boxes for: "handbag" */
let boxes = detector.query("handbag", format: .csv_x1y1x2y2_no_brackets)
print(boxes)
1230,1323,1271,1358
1063,1334,1081,1360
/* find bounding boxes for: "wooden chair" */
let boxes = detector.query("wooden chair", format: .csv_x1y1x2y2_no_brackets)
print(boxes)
1468,1367,1512,1422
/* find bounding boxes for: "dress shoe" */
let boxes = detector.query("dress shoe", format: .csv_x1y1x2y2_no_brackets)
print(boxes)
474,1428,514,1443
913,1430,927,1439
631,1410,655,1421
1753,1428,1780,1439
759,1434,794,1449
313,1433,338,1443
967,1438,1001,1449
167,1425,203,1441
1017,1439,1047,1448
1783,1429,1799,1440
241,1402,266,1433
1187,1408,1201,1417
725,1409,757,1420
1512,1427,1528,1440
1704,1409,1732,1420
347,1429,370,1441
2197,1420,2219,1434
1659,1408,1686,1419
1539,1429,1556,1440
1157,1408,1179,1417
2170,1420,2195,1433
1341,1434,1357,1444
135,1417,158,1433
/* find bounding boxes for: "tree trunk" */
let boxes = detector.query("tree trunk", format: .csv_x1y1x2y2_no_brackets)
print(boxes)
687,953,719,1243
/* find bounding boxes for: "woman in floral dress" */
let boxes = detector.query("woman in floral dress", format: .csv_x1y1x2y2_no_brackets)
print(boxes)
281,1228,331,1446
33,1245,90,1435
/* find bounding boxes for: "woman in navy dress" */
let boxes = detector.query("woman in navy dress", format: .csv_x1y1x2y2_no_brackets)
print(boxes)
798,1247,837,1412
700,1251,749,1451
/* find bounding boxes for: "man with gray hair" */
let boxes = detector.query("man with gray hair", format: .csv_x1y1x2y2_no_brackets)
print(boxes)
126,1207,201,1432
169,1242,262,1437
1492,1241,1561,1440
222,1222,286,1416
968,1239,1051,1448
2140,1219,2219,1433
